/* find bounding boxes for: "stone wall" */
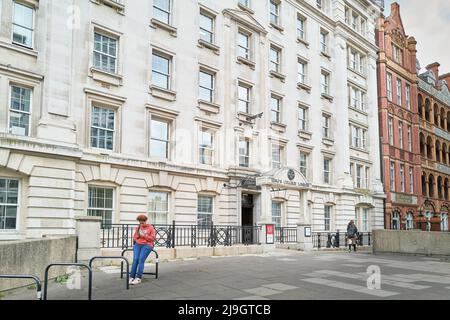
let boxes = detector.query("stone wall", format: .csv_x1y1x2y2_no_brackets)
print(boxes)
0,236,77,291
372,230,450,256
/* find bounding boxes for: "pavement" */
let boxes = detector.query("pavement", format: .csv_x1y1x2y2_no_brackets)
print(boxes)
2,249,450,300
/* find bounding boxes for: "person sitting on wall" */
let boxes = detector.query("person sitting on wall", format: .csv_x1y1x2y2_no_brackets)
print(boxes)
129,214,156,285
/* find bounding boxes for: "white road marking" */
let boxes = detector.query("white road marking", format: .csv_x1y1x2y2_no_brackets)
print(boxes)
301,278,399,297
243,287,282,297
262,283,298,291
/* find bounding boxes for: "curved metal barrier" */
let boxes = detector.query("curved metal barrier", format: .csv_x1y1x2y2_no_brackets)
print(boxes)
44,263,92,300
89,256,130,291
0,274,42,300
121,248,159,279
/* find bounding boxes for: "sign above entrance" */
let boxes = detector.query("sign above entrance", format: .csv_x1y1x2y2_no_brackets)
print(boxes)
256,168,311,190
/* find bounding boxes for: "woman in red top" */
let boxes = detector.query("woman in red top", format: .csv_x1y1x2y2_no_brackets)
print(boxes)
129,214,156,285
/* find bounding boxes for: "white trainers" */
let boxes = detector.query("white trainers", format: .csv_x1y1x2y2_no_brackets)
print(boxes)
129,278,135,285
132,278,142,285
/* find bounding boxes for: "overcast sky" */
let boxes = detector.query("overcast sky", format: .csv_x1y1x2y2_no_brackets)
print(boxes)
384,0,450,75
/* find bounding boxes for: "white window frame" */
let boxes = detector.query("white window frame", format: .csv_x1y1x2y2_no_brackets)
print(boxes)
0,178,20,231
320,29,328,54
406,84,411,110
148,191,169,225
8,85,32,137
400,164,405,192
388,117,394,145
270,45,281,73
297,13,306,40
322,114,331,139
152,52,171,90
299,152,308,178
324,205,332,231
321,70,330,95
237,29,251,60
87,186,114,226
390,161,395,191
199,69,215,103
11,1,35,48
271,201,282,227
150,118,170,159
199,10,215,44
199,128,215,166
398,121,403,149
197,195,213,226
397,79,402,105
409,167,414,194
407,125,412,152
269,0,280,26
93,31,118,74
153,0,172,25
299,106,308,131
298,59,307,85
323,157,331,184
238,83,251,114
90,106,116,151
406,212,414,230
271,144,282,169
239,138,250,168
271,95,281,123
387,73,392,101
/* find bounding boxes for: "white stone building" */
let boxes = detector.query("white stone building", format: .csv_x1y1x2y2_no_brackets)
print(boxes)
0,0,385,241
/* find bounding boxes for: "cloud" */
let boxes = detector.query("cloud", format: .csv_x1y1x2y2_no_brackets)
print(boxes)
385,0,450,74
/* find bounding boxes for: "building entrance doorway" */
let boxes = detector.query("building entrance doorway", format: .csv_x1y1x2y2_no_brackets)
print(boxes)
241,193,255,244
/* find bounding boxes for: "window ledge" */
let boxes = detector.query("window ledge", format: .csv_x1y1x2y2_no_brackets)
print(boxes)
321,93,334,102
91,0,125,15
90,67,123,87
322,137,335,146
321,51,332,59
297,82,311,92
269,70,286,82
270,122,287,133
198,100,220,114
350,146,369,154
150,85,177,101
296,37,310,47
237,112,255,124
270,22,284,33
298,130,312,140
0,41,38,58
237,3,254,14
348,106,368,116
237,56,256,69
348,67,367,79
198,39,220,55
150,19,178,37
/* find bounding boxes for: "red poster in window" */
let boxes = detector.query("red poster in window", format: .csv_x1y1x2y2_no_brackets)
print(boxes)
266,224,274,244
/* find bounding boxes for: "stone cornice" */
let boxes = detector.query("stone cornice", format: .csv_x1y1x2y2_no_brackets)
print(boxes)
418,78,450,107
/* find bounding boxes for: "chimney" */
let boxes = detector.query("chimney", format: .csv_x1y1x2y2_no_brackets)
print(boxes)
426,62,440,81
439,73,450,89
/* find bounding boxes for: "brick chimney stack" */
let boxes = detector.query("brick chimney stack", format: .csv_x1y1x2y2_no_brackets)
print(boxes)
426,62,440,82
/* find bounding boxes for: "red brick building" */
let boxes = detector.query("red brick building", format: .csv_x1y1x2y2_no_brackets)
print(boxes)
417,63,450,232
376,3,422,230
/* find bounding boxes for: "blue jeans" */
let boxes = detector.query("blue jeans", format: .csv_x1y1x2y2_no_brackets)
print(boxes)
130,244,153,279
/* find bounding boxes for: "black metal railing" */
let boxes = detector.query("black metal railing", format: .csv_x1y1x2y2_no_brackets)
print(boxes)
275,227,297,243
101,222,261,249
312,232,372,249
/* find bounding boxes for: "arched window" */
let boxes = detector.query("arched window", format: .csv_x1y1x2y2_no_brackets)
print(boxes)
443,143,448,165
437,176,443,199
420,133,426,157
425,99,431,122
418,95,424,119
426,136,433,160
435,140,441,162
421,173,427,196
391,210,400,230
440,108,445,129
433,104,439,126
428,174,435,198
441,213,449,232
425,211,433,231
444,178,449,200
406,212,414,230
